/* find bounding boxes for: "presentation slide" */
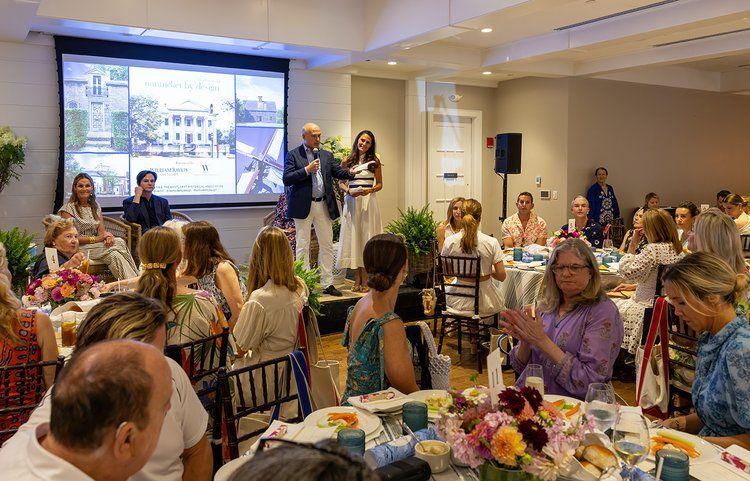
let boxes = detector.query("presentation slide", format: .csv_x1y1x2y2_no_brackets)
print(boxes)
61,54,286,209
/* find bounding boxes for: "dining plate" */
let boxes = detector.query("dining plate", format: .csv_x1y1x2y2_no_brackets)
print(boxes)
648,428,720,465
407,389,451,420
304,406,382,438
544,394,586,422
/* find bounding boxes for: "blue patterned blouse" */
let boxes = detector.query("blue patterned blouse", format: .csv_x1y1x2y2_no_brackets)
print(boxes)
693,316,750,437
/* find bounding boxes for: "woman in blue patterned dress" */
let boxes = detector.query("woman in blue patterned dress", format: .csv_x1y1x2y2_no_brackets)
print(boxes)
660,252,750,448
341,234,418,402
586,167,620,227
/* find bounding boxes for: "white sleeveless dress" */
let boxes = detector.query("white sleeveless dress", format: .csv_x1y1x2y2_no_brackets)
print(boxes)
336,155,382,269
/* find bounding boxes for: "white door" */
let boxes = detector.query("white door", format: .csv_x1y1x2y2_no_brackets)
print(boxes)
428,114,475,220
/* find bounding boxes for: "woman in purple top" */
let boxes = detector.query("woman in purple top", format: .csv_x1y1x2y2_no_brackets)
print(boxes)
502,238,624,399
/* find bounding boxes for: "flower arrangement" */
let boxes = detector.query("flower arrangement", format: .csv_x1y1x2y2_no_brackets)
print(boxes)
0,126,27,194
436,386,593,481
551,228,589,247
23,269,105,309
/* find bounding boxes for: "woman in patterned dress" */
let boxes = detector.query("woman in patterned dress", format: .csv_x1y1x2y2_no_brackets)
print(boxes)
586,167,620,227
660,252,750,449
0,242,57,442
58,173,138,279
181,221,246,326
337,130,383,292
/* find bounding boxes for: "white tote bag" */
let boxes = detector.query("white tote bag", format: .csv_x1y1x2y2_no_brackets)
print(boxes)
635,297,671,419
302,306,341,409
417,321,452,390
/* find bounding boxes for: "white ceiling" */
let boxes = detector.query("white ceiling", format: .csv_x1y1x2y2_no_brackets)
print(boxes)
5,0,750,93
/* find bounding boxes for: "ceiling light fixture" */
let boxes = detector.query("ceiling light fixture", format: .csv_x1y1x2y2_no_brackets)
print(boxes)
387,61,398,65
482,71,492,75
480,27,493,33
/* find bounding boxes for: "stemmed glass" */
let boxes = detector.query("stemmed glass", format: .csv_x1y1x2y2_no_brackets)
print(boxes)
585,383,617,433
612,411,650,481
603,238,614,252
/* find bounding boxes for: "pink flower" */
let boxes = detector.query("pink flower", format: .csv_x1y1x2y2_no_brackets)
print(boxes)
34,287,48,302
50,286,63,302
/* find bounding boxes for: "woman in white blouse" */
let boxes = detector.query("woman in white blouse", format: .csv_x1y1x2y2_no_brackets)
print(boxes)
441,198,507,317
233,227,308,410
437,197,464,252
613,208,685,354
724,194,750,235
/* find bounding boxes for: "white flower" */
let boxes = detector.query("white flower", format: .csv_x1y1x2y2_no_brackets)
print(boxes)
461,387,488,404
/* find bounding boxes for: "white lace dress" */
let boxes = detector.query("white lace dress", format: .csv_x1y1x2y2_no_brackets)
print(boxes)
614,243,684,354
336,155,382,270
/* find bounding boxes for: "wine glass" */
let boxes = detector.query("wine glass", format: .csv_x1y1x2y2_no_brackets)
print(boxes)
585,383,617,432
525,364,544,396
612,411,650,481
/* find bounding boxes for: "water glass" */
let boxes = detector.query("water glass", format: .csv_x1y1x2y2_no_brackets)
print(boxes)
655,449,689,481
525,364,544,395
603,239,614,251
612,411,650,480
338,428,366,456
585,383,617,432
513,247,523,262
402,401,428,434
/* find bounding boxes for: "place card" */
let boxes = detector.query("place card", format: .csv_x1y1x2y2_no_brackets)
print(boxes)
487,347,504,408
45,247,59,273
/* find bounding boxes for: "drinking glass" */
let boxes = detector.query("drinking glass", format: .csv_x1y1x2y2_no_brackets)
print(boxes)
525,364,544,396
612,411,650,481
603,238,614,251
585,383,617,432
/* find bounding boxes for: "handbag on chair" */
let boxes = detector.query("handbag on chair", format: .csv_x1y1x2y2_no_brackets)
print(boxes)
416,321,451,390
635,296,671,419
300,306,341,409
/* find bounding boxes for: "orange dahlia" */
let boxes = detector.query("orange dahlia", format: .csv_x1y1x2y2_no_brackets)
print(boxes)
490,426,527,467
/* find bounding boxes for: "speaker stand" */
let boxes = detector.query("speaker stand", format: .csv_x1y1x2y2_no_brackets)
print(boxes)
498,172,508,223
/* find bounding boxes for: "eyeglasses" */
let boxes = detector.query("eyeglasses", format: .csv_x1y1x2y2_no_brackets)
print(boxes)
551,264,590,275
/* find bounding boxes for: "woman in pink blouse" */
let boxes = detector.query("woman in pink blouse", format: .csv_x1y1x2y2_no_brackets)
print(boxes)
502,238,623,399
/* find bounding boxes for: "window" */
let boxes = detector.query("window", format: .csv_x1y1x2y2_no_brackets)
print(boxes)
186,133,193,144
208,133,213,141
197,133,202,141
197,118,203,127
92,75,101,95
208,120,212,127
174,116,181,127
164,132,169,141
164,118,169,126
185,117,192,127
176,132,180,140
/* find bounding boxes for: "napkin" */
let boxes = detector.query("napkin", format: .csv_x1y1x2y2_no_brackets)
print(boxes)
347,388,409,414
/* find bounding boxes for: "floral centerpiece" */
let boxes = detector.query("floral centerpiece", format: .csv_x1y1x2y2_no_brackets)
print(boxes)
436,386,593,481
23,269,105,309
550,228,589,248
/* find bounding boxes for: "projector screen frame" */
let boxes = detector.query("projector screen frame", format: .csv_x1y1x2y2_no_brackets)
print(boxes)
54,35,290,213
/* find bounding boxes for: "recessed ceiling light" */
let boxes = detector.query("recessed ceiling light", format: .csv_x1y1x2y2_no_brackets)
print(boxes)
387,61,398,65
482,71,492,75
480,27,493,33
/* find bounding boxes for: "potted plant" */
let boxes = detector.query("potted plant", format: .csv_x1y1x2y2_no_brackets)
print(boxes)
385,205,438,287
0,227,38,295
0,126,27,194
294,259,322,316
320,135,351,205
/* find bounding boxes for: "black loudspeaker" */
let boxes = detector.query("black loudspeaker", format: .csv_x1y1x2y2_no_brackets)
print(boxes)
495,133,522,174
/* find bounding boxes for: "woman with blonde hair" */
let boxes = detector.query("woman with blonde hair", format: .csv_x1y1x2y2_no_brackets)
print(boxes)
58,172,138,279
30,219,86,279
619,208,647,254
723,194,750,235
136,226,226,347
503,239,623,398
181,221,246,325
660,252,750,449
437,197,464,252
0,242,58,441
692,208,747,274
615,208,684,354
441,198,507,317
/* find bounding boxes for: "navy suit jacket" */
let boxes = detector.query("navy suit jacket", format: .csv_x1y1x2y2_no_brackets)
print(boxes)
282,145,353,220
122,194,172,232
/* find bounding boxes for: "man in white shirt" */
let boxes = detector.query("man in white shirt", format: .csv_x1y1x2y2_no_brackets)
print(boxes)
0,340,172,481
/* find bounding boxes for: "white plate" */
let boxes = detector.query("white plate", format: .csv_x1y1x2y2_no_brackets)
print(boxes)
407,389,451,420
304,406,382,438
544,394,586,422
648,428,720,465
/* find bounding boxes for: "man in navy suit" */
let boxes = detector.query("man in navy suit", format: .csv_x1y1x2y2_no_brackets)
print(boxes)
283,123,354,296
122,170,173,233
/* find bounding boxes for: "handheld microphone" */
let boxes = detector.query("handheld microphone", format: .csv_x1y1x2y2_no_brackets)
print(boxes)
312,147,319,160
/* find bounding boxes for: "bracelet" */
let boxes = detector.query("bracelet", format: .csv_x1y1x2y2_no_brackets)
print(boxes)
89,236,96,244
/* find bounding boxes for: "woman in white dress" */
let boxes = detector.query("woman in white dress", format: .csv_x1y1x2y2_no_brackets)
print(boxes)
437,197,464,252
233,227,308,414
613,209,684,354
58,173,138,279
337,130,383,292
441,198,507,317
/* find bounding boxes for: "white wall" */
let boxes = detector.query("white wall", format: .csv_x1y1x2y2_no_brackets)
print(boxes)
0,33,59,239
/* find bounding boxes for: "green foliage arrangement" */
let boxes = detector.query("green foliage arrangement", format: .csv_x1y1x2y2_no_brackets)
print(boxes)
385,205,438,256
130,95,162,148
64,110,88,150
0,227,37,295
0,126,27,194
320,135,351,164
294,259,322,316
111,111,129,150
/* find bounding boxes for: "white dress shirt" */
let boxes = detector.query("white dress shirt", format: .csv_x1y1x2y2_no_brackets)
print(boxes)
0,423,94,480
4,358,208,481
303,144,324,198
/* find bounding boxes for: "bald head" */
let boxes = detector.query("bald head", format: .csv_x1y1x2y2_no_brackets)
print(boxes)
302,123,322,150
49,340,171,451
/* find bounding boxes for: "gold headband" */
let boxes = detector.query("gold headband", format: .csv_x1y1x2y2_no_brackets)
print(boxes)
142,262,167,270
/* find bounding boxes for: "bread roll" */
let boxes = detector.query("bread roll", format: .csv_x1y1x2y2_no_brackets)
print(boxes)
582,445,618,470
581,461,602,477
